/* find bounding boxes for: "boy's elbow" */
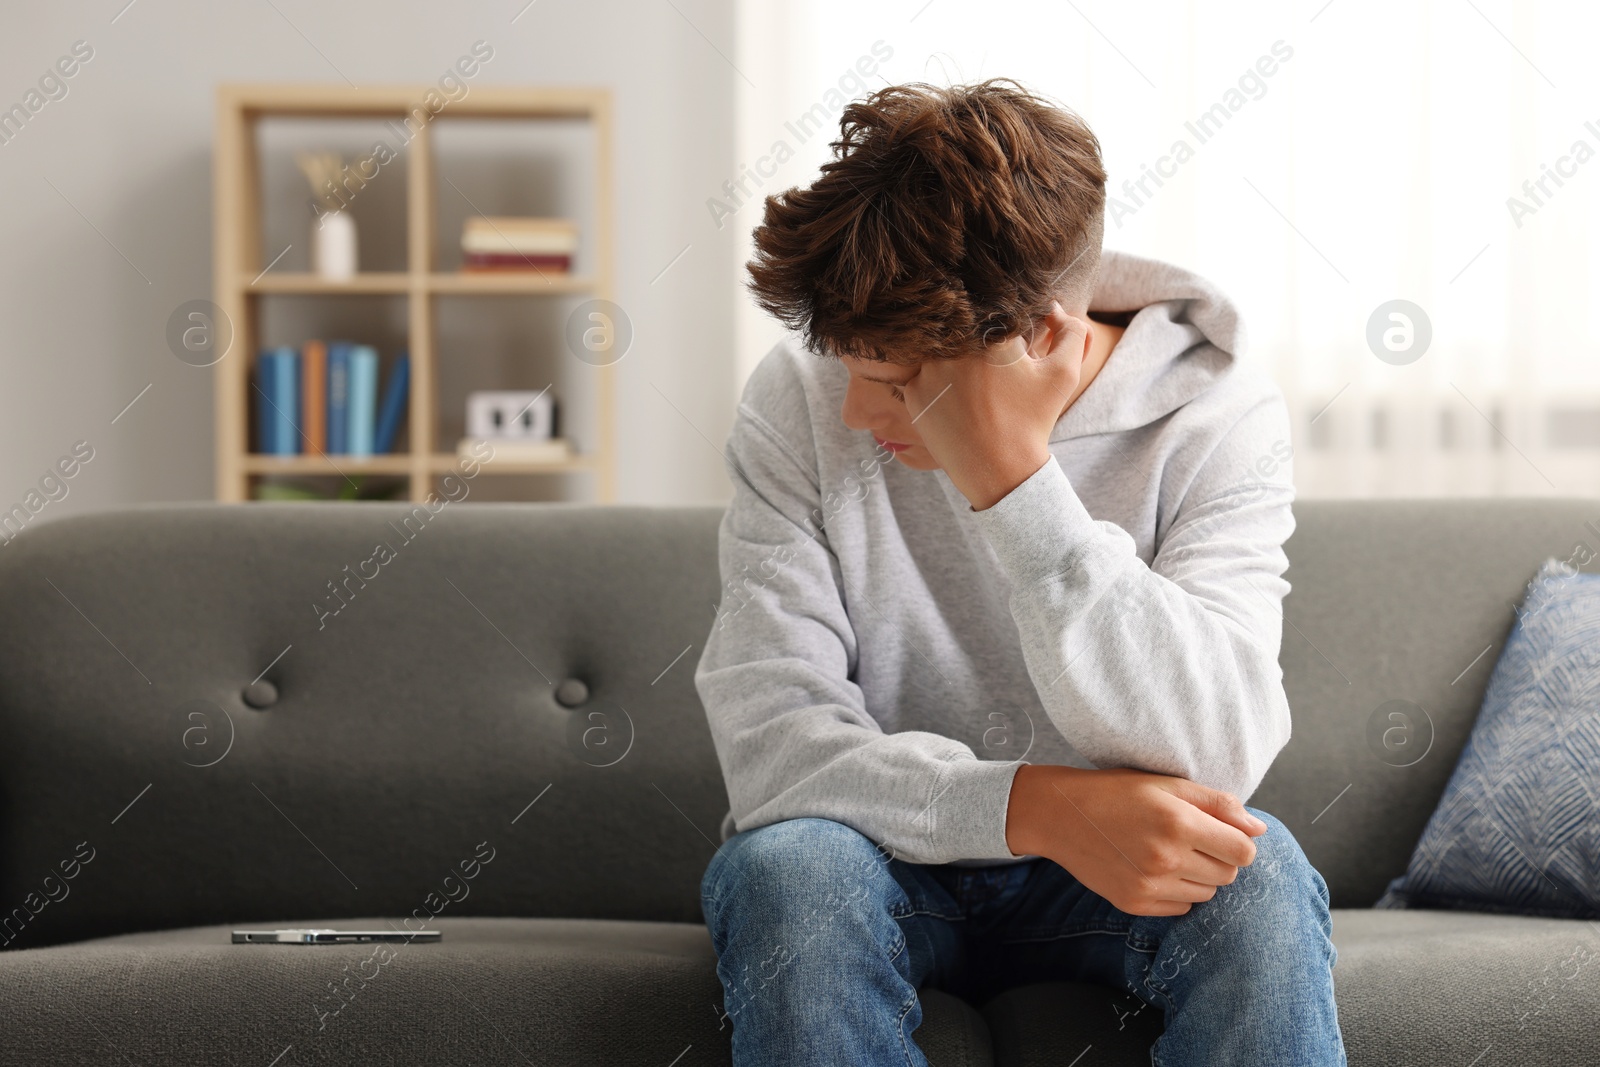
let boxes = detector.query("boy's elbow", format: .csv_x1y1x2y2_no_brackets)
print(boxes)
1214,691,1292,803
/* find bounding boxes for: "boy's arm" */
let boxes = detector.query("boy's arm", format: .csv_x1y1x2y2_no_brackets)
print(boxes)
1006,763,1265,916
695,400,1021,867
967,399,1296,801
903,307,1296,801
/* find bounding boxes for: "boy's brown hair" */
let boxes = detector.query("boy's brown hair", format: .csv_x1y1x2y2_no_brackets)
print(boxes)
747,78,1107,365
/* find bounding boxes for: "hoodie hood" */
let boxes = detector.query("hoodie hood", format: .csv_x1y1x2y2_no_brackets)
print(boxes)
1053,249,1245,442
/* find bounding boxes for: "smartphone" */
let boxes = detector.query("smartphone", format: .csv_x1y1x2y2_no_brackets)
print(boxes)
231,928,442,944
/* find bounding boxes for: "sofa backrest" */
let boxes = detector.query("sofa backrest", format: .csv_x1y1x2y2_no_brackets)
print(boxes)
1259,497,1599,904
0,499,1591,947
0,503,727,949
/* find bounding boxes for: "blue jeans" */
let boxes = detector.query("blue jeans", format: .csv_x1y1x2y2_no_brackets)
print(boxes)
700,808,1345,1066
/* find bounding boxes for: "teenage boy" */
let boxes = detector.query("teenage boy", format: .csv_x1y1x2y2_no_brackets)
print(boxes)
696,79,1345,1066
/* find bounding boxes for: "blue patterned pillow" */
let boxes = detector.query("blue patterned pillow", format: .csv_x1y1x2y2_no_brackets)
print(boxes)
1377,557,1600,918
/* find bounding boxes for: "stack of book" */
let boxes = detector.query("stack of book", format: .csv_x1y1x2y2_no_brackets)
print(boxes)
461,217,577,273
255,342,410,457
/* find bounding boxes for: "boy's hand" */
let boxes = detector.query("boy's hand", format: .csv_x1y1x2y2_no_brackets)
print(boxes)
900,303,1090,510
1004,764,1267,917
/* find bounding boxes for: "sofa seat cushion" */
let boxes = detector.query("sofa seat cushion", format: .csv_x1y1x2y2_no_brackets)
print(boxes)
977,908,1600,1066
15,909,1590,1066
0,916,993,1066
1331,908,1600,1065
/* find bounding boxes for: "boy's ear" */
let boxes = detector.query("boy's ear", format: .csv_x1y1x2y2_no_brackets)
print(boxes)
1026,302,1073,360
1029,303,1095,366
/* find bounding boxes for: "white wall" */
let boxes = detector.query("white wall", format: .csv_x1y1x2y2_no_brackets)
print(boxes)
0,0,739,519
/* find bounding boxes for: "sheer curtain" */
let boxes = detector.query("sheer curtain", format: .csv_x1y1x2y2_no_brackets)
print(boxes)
727,0,1600,498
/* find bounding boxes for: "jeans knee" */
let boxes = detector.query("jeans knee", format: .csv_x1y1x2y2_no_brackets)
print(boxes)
701,817,897,930
1230,807,1332,926
1243,808,1321,883
1147,807,1335,987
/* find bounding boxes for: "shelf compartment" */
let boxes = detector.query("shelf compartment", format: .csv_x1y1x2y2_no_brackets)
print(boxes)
431,115,597,277
255,115,411,275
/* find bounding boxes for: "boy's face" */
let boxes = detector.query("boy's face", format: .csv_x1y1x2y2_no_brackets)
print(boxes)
837,356,941,470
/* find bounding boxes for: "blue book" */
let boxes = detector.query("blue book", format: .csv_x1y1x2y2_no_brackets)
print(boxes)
327,342,352,454
347,345,379,458
256,350,278,453
270,347,299,454
373,351,410,455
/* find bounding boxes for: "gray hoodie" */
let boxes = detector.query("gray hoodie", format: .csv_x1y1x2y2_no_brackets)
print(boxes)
695,249,1297,868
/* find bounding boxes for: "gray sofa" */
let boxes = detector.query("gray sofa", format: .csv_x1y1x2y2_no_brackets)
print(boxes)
0,500,1595,1065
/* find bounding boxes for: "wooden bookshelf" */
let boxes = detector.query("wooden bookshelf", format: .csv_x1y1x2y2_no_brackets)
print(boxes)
213,84,616,503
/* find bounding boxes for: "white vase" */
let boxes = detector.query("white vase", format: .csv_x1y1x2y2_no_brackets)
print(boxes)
312,208,358,279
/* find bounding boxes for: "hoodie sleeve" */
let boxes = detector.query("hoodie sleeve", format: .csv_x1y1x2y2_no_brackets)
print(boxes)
967,391,1296,801
695,398,1024,866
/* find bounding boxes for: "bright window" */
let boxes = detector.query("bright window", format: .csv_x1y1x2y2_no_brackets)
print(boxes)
730,0,1600,496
